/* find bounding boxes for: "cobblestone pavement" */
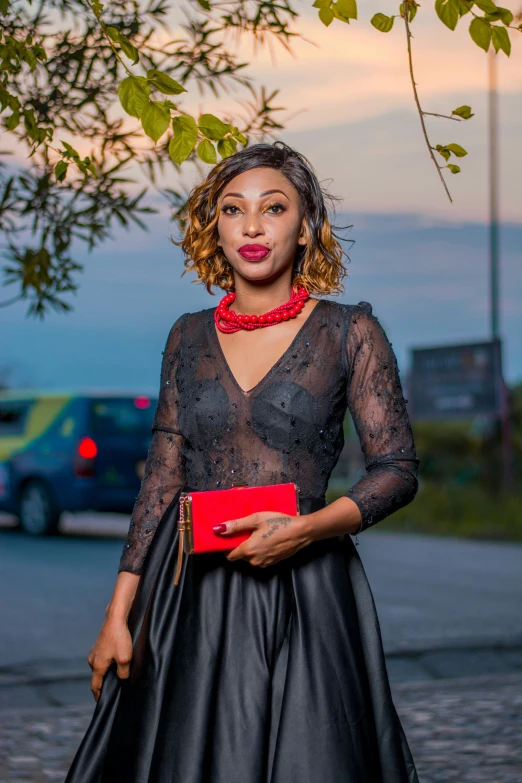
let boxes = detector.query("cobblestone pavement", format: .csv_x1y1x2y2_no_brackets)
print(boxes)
396,674,522,783
0,673,520,783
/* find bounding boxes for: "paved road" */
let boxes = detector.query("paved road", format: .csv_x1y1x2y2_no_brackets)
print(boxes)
1,513,521,669
1,674,521,783
357,531,522,651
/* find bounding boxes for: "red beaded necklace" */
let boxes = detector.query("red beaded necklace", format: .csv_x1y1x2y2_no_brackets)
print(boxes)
215,286,310,334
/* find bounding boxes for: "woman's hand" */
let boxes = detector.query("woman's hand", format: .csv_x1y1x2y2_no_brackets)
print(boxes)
215,511,315,568
87,616,133,703
216,496,364,568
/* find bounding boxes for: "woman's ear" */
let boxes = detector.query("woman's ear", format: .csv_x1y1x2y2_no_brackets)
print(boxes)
297,217,308,246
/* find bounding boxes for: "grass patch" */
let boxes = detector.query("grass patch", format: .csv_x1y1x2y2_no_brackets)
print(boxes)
327,483,522,542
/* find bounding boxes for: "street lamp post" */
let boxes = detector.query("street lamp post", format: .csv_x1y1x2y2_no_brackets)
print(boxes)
488,47,514,490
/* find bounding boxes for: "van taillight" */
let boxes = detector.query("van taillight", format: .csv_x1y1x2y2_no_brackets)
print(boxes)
78,437,98,459
75,437,98,477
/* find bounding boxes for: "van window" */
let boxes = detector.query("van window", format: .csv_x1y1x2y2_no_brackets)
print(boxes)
90,397,156,436
0,400,33,435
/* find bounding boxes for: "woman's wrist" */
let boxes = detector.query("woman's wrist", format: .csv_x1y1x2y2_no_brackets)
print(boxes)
299,496,363,543
105,571,140,624
105,606,129,624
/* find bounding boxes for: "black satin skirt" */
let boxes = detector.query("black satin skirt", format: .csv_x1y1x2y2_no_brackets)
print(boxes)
65,487,419,783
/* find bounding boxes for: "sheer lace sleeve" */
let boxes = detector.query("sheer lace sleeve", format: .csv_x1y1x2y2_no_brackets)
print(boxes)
118,315,187,575
342,303,419,533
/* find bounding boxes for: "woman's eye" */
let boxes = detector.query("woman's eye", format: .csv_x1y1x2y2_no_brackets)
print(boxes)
223,204,241,215
264,203,285,214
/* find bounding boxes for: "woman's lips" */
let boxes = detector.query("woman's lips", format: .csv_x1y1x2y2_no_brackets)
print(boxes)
238,244,271,261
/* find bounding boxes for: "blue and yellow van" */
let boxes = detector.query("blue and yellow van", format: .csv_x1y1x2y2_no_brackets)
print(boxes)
0,391,157,535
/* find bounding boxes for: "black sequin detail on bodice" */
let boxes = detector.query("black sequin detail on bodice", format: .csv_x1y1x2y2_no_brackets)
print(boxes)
119,299,419,574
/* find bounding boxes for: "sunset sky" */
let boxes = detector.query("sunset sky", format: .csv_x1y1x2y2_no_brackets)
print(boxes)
180,0,522,221
1,1,521,391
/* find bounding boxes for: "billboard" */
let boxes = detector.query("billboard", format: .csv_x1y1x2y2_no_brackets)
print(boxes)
409,339,502,420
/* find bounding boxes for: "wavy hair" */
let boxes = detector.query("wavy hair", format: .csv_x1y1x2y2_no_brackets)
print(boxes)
175,141,352,295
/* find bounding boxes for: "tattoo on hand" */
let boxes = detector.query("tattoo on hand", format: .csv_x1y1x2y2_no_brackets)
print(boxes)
261,515,291,538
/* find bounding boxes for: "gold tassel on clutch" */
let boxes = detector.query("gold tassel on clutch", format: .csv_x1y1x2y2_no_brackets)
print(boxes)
173,493,189,586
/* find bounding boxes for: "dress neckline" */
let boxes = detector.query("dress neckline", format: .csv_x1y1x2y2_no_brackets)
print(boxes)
209,298,325,395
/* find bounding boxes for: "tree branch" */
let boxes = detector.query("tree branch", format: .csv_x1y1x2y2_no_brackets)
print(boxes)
422,111,462,121
402,1,453,203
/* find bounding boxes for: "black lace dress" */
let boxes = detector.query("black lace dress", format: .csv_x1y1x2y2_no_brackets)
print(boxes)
65,298,420,783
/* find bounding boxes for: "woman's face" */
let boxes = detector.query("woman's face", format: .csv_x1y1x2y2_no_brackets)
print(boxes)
216,167,307,285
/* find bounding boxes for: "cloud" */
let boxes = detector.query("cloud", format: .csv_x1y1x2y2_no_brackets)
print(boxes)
188,5,522,130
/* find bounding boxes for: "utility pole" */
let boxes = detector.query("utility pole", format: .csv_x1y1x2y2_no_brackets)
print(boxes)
488,47,513,490
489,48,499,342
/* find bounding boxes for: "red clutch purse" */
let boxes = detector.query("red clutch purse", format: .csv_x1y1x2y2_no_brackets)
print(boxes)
173,483,300,585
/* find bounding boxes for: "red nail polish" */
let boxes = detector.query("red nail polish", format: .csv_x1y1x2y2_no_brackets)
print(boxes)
213,524,227,533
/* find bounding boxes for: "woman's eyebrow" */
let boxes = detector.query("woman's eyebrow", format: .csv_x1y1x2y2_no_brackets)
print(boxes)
261,189,290,199
221,189,290,200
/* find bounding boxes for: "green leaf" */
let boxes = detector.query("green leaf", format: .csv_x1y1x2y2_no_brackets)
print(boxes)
435,145,451,162
175,114,198,137
55,161,69,182
457,0,473,15
105,26,121,42
336,0,357,19
446,164,461,173
141,101,170,143
169,115,198,164
312,0,331,7
497,7,513,24
197,139,218,164
156,100,178,111
91,2,104,18
400,1,418,21
119,37,140,65
196,0,211,8
330,4,342,20
435,0,460,30
491,25,511,55
318,7,334,24
232,128,247,144
0,0,10,13
408,2,418,21
451,104,474,119
331,3,351,21
169,135,196,165
370,12,395,31
469,17,492,50
118,76,150,119
217,137,238,159
146,69,187,96
6,111,20,130
473,0,497,12
445,143,468,157
24,49,37,70
61,141,80,158
484,6,512,22
198,113,229,141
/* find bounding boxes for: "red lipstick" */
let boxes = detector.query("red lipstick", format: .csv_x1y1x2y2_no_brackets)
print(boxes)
238,244,270,261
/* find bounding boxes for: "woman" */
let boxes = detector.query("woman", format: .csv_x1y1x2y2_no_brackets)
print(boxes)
65,141,420,783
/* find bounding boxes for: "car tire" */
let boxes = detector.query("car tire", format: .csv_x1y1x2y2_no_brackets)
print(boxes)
19,480,61,536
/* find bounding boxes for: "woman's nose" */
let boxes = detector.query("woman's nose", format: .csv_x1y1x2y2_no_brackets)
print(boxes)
243,211,264,236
